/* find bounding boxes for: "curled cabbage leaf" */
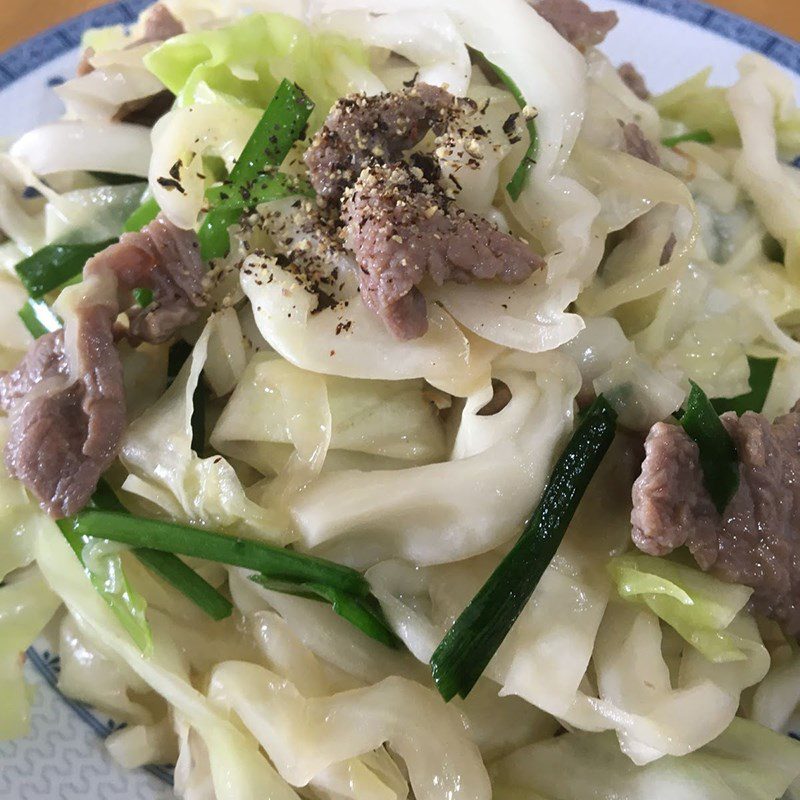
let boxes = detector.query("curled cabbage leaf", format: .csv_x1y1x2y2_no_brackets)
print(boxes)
120,314,284,541
207,660,491,800
491,716,800,800
291,351,580,566
0,568,60,740
608,553,754,663
35,519,302,800
211,353,447,477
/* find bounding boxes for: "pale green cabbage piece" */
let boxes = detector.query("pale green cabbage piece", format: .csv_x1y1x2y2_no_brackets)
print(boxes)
144,13,369,124
655,65,800,155
492,717,800,800
608,554,753,663
0,569,61,740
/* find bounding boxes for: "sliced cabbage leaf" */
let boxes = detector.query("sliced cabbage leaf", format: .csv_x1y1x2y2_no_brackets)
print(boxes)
0,569,61,740
291,351,580,567
655,59,800,155
608,553,754,663
207,661,491,800
145,13,369,123
492,717,800,800
211,353,447,476
35,519,302,800
120,314,285,542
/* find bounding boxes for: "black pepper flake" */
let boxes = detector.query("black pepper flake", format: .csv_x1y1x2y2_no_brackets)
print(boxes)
157,176,186,194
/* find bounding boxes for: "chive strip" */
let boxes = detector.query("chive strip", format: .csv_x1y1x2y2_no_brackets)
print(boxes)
124,197,160,233
199,80,314,261
471,48,538,201
230,79,314,185
89,480,233,621
429,396,618,701
661,129,715,148
681,381,739,514
133,287,154,307
711,356,777,416
18,297,62,339
57,519,154,655
250,575,398,648
198,174,312,261
64,510,370,597
15,239,115,298
136,548,233,621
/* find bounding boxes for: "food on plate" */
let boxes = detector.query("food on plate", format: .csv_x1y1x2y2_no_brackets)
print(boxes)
2,0,800,797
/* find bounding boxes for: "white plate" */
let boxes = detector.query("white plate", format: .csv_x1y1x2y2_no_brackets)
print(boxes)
0,1,798,797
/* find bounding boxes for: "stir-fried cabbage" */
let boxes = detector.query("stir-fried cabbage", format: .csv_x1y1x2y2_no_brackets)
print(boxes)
3,0,800,796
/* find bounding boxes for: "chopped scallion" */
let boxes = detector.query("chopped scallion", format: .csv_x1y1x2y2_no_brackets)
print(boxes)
62,510,370,597
711,356,777,416
15,239,115,298
681,381,739,514
124,197,160,233
18,297,62,339
471,48,538,201
250,575,397,647
661,129,715,148
429,396,618,701
132,287,154,308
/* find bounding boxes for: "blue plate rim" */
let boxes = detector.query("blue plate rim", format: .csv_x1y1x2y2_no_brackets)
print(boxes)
2,0,797,791
0,0,798,92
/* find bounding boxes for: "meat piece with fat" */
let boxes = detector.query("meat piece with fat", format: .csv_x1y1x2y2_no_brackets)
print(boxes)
632,411,800,636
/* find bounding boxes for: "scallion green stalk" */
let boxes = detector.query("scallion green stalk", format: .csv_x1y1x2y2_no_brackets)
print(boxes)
430,396,618,700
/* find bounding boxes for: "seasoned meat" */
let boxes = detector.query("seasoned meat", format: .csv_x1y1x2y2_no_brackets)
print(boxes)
0,308,124,518
632,412,800,636
304,84,461,201
660,232,677,266
620,121,661,167
76,3,183,125
342,162,544,339
531,0,618,52
85,214,206,344
0,215,205,516
139,3,184,44
618,62,650,100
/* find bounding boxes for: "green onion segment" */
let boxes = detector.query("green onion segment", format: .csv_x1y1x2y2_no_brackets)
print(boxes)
198,79,315,261
430,396,618,701
63,510,370,597
661,129,715,148
711,356,777,416
470,48,538,201
124,197,161,233
15,239,115,298
250,575,398,648
18,298,62,339
681,381,740,514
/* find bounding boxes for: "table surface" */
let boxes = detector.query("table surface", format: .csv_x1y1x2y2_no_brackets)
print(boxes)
1,0,799,53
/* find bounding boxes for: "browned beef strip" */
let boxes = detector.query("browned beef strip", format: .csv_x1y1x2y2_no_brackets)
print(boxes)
85,214,206,344
304,84,461,201
139,3,184,44
631,411,800,636
342,162,544,339
618,62,650,100
76,3,183,125
531,0,618,52
0,306,125,518
620,121,661,167
0,215,205,517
